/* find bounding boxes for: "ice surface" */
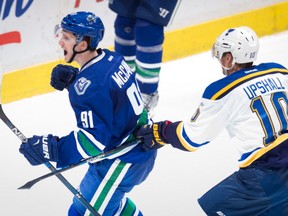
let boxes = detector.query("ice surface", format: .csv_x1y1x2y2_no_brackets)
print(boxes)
0,31,287,216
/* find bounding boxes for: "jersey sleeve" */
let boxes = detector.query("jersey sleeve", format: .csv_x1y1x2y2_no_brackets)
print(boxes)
55,131,82,167
165,97,232,151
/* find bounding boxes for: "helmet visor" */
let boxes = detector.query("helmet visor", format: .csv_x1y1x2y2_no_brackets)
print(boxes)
54,24,62,42
211,43,222,60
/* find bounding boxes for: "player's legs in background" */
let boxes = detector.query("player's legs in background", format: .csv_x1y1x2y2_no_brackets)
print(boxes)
114,15,137,71
133,18,163,114
110,0,181,115
133,0,180,115
109,0,138,72
113,14,162,115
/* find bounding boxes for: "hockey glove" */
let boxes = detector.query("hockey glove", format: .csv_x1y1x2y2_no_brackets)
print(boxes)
50,64,78,91
19,134,59,166
134,121,171,151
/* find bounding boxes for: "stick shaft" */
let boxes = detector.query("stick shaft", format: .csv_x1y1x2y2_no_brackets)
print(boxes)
19,139,140,189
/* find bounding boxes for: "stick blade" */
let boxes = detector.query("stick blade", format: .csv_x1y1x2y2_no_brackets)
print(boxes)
18,179,38,190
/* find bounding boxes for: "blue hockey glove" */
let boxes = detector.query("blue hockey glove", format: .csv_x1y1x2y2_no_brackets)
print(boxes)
19,134,59,166
50,64,78,91
134,121,171,151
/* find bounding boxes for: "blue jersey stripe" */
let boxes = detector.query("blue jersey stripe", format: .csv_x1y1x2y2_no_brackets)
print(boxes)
203,63,288,100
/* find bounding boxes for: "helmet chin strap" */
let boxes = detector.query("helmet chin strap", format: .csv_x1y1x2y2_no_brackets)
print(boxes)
67,43,91,63
221,60,235,76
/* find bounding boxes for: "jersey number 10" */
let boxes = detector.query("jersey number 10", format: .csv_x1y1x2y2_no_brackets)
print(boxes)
251,91,288,146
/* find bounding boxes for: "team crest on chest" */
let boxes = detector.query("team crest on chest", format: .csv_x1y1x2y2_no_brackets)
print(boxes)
74,77,91,95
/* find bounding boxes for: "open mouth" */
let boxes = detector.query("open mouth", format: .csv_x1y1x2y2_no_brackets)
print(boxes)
64,50,68,56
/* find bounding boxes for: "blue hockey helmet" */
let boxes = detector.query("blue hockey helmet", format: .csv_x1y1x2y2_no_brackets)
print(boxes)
60,11,105,50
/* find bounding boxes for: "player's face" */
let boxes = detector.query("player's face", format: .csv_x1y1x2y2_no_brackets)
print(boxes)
58,30,77,62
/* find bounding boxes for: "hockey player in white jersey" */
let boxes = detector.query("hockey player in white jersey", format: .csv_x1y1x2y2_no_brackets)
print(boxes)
135,26,288,215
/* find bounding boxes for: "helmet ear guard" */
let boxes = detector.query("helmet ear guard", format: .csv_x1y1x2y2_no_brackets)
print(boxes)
212,26,259,64
58,11,105,50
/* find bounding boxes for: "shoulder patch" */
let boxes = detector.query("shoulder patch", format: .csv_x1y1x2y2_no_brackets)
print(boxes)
74,77,91,95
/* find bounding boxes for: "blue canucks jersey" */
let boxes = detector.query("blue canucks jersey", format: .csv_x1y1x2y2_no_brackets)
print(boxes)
164,62,288,168
56,49,155,167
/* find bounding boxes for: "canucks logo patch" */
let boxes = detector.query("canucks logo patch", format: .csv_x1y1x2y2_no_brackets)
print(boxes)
74,77,91,95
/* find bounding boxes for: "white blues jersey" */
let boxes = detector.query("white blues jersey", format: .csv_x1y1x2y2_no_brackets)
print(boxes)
165,63,288,168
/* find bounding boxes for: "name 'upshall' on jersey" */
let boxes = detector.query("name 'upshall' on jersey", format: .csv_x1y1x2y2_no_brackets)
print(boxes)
56,49,155,167
169,62,288,168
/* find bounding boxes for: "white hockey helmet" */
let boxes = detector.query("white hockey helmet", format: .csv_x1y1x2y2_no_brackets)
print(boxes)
212,26,259,64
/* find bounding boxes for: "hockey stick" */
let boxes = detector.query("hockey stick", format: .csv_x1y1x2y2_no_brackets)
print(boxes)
0,65,100,216
19,139,141,190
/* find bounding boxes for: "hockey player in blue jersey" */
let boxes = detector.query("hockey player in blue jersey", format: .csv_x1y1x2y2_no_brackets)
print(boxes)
135,26,288,215
108,0,181,115
19,11,157,216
